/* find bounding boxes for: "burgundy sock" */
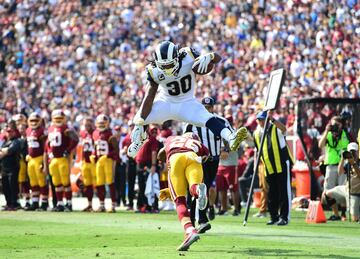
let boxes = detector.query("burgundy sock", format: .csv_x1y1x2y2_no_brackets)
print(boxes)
96,185,105,202
109,183,116,203
175,196,190,221
64,185,72,200
85,186,93,202
55,185,63,203
189,184,198,198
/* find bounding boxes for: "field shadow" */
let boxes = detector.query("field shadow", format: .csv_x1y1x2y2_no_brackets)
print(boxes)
194,248,358,259
241,248,358,259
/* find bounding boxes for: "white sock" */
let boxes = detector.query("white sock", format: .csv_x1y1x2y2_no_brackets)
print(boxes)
220,128,232,141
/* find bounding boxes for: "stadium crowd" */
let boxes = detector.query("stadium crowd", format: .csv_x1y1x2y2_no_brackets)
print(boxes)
1,1,360,220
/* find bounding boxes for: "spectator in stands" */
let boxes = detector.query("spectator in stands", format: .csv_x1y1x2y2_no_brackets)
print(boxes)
0,120,21,210
319,116,350,220
135,125,160,213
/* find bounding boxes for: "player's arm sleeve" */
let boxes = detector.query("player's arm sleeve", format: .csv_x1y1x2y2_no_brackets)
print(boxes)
157,147,166,162
65,129,79,153
188,47,200,59
200,144,210,156
108,136,119,160
138,80,158,121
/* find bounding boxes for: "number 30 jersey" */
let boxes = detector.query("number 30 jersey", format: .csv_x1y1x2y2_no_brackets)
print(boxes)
26,127,46,158
47,125,71,158
165,135,209,162
146,47,200,103
92,129,116,160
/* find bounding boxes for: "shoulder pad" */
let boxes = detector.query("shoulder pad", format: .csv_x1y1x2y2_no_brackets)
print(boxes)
146,65,156,83
181,47,200,60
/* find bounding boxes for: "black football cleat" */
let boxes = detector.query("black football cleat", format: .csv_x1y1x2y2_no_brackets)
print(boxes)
52,205,65,212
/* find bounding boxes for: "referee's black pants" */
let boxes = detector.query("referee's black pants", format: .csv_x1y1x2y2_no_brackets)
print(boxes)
198,158,219,224
265,160,291,222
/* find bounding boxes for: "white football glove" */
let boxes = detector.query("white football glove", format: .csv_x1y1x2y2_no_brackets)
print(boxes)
192,53,214,74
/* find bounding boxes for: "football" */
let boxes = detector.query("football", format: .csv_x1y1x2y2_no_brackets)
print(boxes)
192,59,215,75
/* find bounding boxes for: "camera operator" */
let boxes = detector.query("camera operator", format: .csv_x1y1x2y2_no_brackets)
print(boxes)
323,142,360,222
319,116,350,220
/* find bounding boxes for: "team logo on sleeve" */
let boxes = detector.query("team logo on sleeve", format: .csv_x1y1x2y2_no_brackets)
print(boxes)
158,73,165,81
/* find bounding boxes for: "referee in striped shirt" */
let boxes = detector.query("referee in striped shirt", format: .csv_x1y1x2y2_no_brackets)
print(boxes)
185,97,232,232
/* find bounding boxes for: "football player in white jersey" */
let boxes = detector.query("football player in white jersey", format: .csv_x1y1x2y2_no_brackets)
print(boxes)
128,41,248,158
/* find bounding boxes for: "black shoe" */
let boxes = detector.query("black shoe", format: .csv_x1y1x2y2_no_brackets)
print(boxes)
37,202,48,211
266,219,278,225
64,204,72,212
52,205,65,212
24,202,39,211
197,222,211,234
23,202,31,210
276,218,288,226
232,209,240,216
208,206,215,221
328,214,341,221
218,210,228,216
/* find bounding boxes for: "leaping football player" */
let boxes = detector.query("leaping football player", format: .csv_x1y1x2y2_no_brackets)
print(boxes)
157,132,209,251
128,41,248,158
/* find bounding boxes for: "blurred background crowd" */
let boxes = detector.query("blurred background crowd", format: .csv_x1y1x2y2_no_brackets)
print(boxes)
1,0,359,133
1,1,360,219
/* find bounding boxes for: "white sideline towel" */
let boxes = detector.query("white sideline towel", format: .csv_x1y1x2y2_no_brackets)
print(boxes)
145,173,160,206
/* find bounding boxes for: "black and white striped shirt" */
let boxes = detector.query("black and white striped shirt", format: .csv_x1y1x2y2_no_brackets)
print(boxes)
185,115,233,157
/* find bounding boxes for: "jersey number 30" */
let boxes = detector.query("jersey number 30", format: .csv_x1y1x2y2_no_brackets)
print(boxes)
166,75,192,96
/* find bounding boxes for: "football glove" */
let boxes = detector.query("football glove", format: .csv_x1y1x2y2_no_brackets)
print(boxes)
159,188,171,201
192,53,214,74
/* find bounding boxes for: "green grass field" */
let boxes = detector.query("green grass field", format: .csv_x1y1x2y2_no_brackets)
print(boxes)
0,209,359,258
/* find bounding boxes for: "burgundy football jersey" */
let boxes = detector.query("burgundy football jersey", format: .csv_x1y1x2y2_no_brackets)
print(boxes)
80,130,94,163
26,127,46,157
165,135,209,162
92,129,116,159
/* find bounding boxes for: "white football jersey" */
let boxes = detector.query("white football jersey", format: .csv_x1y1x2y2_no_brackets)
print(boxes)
146,47,199,103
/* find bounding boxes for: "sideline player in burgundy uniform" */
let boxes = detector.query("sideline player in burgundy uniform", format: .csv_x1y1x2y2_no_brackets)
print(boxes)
91,114,118,212
157,133,209,251
79,117,95,211
25,112,48,211
45,110,79,212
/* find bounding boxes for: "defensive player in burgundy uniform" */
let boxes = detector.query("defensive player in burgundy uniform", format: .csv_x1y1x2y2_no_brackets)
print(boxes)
25,112,48,211
79,117,95,211
157,133,209,251
13,114,31,209
91,115,119,212
46,110,79,212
